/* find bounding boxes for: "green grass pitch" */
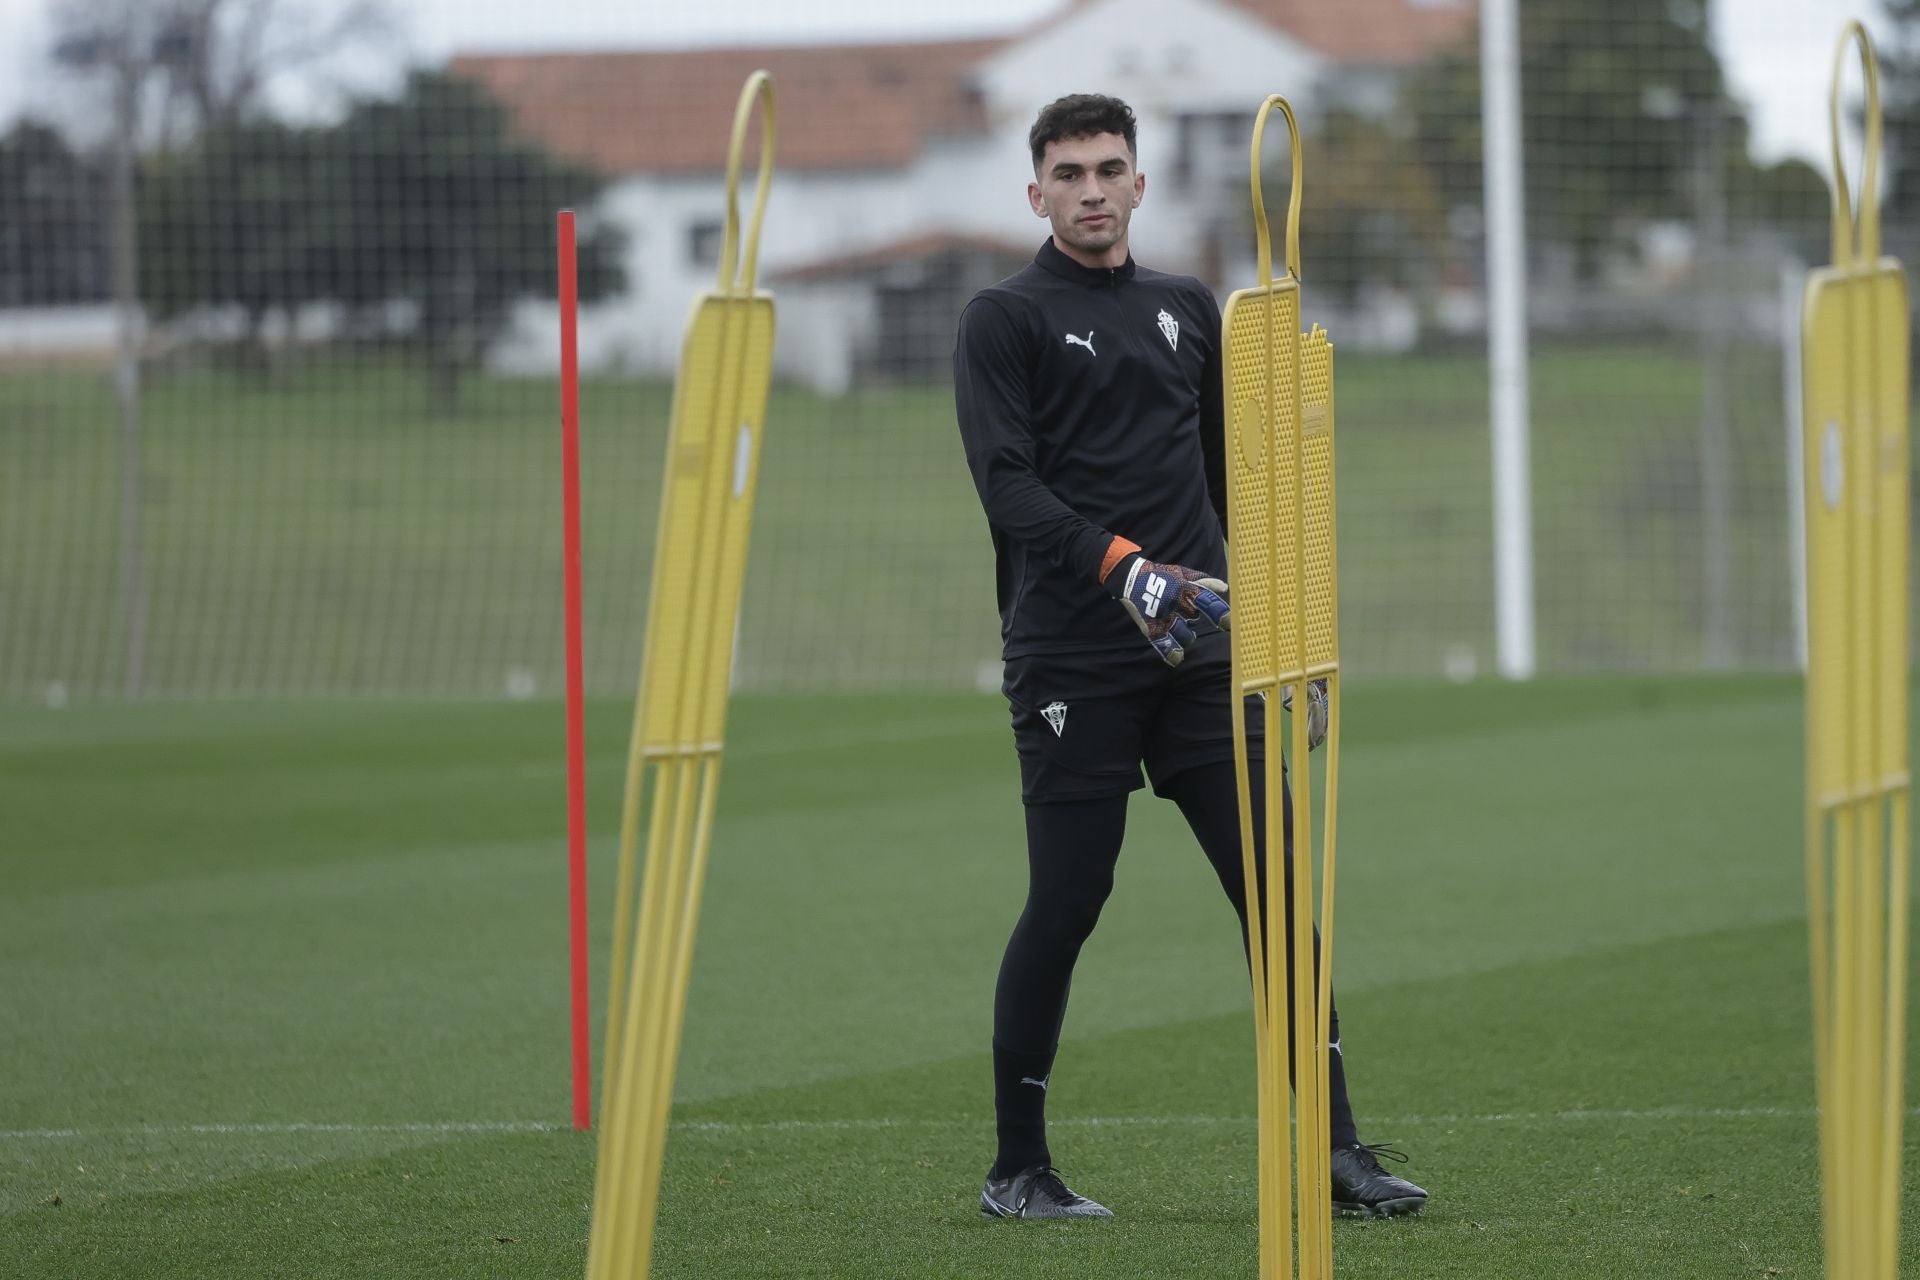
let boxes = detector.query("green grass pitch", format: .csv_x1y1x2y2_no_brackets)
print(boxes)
4,676,1915,1277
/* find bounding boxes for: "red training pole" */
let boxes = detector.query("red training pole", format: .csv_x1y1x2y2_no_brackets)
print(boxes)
558,210,592,1131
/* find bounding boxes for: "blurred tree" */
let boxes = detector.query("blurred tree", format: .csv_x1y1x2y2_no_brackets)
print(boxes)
1405,0,1734,276
1877,0,1920,233
137,117,331,371
146,0,390,138
48,0,392,380
49,0,392,144
0,120,109,306
133,71,625,402
1271,111,1447,307
328,70,625,408
1727,156,1830,264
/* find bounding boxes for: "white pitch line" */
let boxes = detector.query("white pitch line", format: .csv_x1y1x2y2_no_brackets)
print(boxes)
5,1105,1909,1143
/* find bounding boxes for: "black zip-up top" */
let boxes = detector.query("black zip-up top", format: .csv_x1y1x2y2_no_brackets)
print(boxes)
954,237,1228,658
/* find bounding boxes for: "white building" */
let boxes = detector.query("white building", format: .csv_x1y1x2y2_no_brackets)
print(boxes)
458,0,1474,392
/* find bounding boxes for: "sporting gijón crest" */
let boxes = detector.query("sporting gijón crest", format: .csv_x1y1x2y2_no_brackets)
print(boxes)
1156,308,1179,350
1042,702,1068,737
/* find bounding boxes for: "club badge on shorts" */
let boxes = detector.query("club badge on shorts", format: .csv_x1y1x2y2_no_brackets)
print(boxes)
1041,702,1068,737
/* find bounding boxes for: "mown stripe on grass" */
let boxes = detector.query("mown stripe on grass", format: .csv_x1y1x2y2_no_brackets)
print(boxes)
4,1103,1879,1144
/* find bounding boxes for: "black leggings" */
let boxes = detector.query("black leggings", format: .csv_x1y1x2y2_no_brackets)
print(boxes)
992,759,1358,1148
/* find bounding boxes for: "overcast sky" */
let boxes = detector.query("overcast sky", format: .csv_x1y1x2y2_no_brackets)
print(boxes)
0,0,1888,168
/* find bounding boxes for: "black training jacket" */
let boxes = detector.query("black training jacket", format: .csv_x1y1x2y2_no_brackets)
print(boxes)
954,237,1228,659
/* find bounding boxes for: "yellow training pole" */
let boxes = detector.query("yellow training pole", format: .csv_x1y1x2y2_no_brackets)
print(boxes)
585,70,777,1280
1300,322,1339,1275
1801,23,1909,1280
1226,93,1340,1280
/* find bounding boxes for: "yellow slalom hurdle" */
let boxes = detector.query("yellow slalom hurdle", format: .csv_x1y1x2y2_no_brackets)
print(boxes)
585,71,777,1280
1225,94,1340,1280
1801,23,1910,1280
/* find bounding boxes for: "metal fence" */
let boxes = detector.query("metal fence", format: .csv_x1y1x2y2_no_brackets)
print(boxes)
0,0,1900,699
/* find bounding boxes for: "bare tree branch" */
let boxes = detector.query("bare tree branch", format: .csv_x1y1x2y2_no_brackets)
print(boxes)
48,0,396,140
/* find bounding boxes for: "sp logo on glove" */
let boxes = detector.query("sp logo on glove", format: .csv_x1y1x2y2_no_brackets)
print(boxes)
1103,550,1231,667
1140,572,1167,618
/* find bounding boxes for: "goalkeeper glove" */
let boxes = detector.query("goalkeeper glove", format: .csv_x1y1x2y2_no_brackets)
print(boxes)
1101,545,1231,667
1280,679,1329,751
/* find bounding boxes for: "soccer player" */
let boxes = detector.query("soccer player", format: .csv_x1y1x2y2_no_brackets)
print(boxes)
954,94,1428,1222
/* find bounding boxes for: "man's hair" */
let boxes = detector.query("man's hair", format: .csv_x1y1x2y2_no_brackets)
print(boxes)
1028,94,1137,171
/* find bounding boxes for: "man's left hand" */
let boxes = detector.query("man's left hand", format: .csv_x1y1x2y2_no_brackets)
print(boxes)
1280,678,1329,750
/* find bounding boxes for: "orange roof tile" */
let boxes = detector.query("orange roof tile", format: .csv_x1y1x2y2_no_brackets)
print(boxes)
1226,0,1475,65
453,2,1475,178
452,39,1004,176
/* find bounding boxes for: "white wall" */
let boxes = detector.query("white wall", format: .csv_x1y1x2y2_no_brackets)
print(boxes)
492,167,909,389
0,304,119,359
972,0,1322,121
775,285,877,397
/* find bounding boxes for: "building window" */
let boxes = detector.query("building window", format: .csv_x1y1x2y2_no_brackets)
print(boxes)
687,220,723,267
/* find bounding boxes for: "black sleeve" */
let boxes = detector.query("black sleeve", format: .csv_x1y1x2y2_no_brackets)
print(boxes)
1198,286,1229,535
954,295,1117,582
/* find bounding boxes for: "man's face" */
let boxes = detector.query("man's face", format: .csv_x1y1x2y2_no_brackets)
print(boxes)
1028,132,1144,262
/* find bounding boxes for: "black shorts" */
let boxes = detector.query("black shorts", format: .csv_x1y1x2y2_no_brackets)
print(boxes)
1004,630,1266,804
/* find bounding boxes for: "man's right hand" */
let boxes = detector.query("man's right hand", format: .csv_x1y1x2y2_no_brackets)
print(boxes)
1102,551,1231,667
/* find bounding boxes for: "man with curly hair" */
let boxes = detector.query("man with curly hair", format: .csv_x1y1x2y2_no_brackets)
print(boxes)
954,92,1427,1223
